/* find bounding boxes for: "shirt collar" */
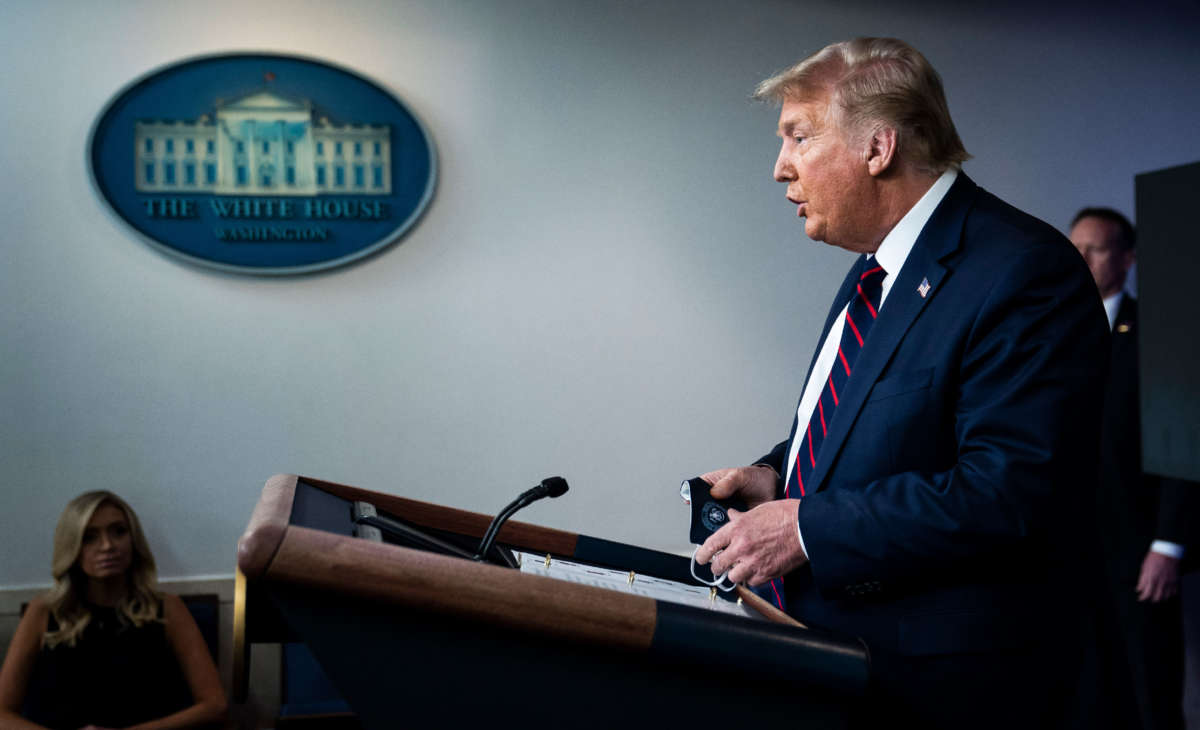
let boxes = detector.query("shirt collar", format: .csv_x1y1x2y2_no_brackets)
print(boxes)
1102,291,1124,330
871,168,958,304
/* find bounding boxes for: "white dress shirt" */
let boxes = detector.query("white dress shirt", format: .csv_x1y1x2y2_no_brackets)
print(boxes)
782,169,958,556
1103,291,1124,330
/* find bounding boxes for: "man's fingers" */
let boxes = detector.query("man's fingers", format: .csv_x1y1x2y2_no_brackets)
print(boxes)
726,557,770,586
1135,578,1161,602
712,549,734,577
743,569,770,587
699,469,732,492
725,561,749,585
709,472,740,499
705,465,778,504
709,541,736,574
1136,577,1150,601
695,526,729,565
711,553,729,577
708,531,743,575
1153,578,1176,602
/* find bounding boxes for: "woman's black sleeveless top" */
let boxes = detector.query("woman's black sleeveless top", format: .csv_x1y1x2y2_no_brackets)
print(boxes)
21,601,192,729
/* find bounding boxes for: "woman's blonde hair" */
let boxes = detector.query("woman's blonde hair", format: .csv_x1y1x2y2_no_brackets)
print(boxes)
43,491,162,648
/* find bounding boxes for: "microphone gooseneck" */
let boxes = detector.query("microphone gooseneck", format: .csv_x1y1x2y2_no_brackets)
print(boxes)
474,477,569,563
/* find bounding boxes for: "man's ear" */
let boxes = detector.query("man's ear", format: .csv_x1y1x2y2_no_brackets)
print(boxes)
865,125,898,177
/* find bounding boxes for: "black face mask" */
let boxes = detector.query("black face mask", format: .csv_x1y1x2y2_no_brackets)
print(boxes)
682,476,747,545
680,477,746,588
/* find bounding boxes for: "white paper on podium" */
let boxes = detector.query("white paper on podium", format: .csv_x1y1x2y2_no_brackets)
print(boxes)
514,551,761,620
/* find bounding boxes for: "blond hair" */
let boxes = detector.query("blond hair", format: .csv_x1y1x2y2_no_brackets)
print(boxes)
755,37,970,176
43,491,162,648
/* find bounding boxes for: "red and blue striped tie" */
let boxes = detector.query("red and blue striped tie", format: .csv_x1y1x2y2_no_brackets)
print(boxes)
759,259,887,612
786,259,887,499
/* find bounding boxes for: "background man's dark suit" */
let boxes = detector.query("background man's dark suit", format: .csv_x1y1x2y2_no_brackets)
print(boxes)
756,173,1110,726
1098,294,1192,730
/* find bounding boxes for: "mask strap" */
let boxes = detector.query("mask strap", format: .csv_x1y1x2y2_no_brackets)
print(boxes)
690,545,736,592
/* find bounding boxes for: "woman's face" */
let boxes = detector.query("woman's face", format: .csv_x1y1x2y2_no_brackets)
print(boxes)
78,502,133,580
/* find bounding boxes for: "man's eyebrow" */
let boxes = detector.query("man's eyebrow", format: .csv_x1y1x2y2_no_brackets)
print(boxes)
777,114,812,136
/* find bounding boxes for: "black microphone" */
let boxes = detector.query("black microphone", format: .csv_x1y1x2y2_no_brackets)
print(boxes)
474,477,569,564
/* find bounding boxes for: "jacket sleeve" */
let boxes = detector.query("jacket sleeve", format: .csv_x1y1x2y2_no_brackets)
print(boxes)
1156,477,1199,548
755,439,791,477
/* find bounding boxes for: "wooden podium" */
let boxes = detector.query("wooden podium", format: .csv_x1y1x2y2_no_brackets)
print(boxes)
235,474,869,728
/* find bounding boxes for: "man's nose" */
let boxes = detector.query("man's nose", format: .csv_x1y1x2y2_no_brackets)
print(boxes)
773,149,794,182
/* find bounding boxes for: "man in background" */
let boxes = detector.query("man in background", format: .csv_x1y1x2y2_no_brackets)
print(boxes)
1071,207,1192,730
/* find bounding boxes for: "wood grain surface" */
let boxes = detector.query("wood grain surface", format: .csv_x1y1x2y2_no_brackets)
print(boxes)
236,474,298,580
265,524,658,650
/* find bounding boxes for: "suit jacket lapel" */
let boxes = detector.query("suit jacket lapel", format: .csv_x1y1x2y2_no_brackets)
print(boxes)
808,173,979,493
1114,295,1137,338
1110,295,1136,364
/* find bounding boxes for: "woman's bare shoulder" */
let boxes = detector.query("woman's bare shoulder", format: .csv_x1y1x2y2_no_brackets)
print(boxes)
21,595,50,624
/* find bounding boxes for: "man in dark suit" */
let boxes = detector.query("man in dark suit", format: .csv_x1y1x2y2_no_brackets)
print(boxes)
1070,207,1191,730
693,38,1109,728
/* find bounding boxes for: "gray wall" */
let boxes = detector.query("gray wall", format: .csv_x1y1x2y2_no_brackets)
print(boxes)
3,0,1199,587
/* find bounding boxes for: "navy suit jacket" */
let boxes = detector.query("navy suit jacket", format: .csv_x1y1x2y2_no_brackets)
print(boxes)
757,173,1110,657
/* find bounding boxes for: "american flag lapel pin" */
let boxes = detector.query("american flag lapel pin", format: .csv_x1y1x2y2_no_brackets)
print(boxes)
917,277,931,298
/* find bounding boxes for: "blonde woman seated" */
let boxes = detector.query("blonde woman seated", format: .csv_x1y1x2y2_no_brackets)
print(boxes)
0,491,227,729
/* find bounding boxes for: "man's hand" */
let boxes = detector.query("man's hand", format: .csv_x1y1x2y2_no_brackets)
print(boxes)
1135,550,1180,603
694,499,808,586
700,465,778,509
